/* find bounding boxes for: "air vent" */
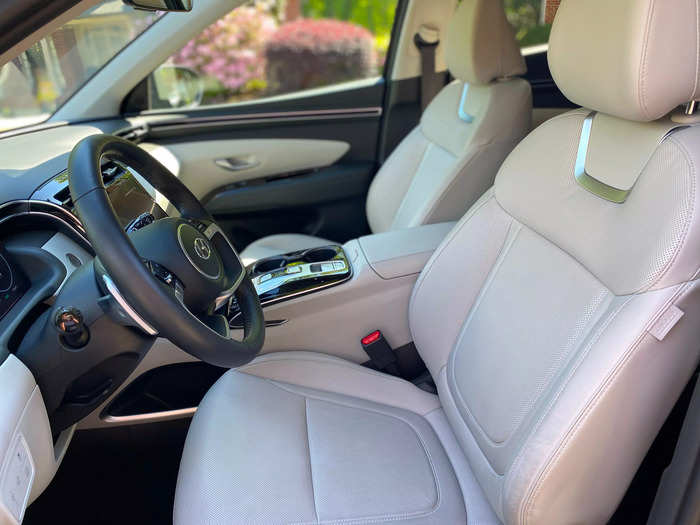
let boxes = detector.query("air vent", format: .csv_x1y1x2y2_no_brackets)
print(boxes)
50,161,126,209
53,186,72,208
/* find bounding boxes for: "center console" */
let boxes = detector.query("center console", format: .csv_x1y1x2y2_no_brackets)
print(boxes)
228,245,352,327
228,221,456,363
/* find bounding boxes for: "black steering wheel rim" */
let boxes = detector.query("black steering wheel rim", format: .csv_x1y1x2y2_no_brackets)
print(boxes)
68,134,264,367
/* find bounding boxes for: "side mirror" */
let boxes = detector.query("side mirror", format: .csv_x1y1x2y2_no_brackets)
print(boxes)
123,0,192,12
149,65,203,109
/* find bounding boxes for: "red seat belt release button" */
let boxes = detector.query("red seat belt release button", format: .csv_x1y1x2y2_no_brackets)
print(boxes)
361,330,381,346
361,330,397,372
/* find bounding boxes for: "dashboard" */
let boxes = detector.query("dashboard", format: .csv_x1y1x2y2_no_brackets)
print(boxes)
0,141,174,519
0,160,168,326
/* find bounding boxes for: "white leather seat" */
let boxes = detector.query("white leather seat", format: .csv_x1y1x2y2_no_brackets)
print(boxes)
175,0,700,523
241,0,532,264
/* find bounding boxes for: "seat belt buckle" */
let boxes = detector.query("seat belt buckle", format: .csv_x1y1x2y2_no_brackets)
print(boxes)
361,330,398,371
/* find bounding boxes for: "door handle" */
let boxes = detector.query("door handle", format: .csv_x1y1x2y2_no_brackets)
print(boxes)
215,155,260,171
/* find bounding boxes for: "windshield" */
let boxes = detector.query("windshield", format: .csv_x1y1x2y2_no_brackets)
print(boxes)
0,1,160,133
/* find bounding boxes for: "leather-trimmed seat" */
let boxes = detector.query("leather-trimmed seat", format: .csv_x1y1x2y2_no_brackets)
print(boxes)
174,352,479,524
240,0,531,264
175,0,700,523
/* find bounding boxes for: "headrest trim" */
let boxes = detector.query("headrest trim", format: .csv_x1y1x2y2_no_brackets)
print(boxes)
458,84,474,123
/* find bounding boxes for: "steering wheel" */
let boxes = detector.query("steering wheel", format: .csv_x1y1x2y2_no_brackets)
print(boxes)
68,134,264,368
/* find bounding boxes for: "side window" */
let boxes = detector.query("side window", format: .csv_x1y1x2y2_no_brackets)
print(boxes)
504,0,557,49
145,0,399,110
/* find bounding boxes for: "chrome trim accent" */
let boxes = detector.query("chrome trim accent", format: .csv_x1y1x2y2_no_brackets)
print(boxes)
262,269,352,307
193,237,211,260
0,199,87,239
458,83,474,123
140,107,383,134
230,317,289,329
574,111,687,204
177,223,221,280
253,259,348,296
149,106,381,122
229,271,352,326
101,274,158,336
0,253,14,293
203,222,247,311
101,407,196,424
574,112,632,204
215,156,260,172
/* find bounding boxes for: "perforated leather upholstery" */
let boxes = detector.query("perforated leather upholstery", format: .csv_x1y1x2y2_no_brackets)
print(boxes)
240,0,531,263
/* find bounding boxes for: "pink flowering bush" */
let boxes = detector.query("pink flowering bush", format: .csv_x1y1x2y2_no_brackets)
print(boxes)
265,18,376,94
170,5,277,102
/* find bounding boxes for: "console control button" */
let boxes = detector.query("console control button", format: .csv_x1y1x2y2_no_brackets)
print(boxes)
332,261,345,270
259,273,272,283
286,266,302,274
0,433,34,523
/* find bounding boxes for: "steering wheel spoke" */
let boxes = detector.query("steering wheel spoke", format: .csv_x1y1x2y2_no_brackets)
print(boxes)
191,220,247,310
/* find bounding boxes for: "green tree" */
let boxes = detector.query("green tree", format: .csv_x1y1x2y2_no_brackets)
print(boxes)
503,0,551,46
302,0,396,39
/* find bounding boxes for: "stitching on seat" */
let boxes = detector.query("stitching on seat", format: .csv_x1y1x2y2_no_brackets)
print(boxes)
238,357,439,416
410,189,496,307
263,381,447,524
239,354,419,388
645,136,697,291
448,221,613,463
388,140,446,231
637,0,656,119
304,398,320,523
447,222,523,452
504,293,634,523
519,279,696,525
493,123,697,295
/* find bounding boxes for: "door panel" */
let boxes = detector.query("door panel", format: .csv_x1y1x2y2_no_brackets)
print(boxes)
143,138,350,199
134,80,384,248
205,162,372,250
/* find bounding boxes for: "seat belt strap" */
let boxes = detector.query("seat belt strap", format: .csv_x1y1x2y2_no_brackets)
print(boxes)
413,24,440,112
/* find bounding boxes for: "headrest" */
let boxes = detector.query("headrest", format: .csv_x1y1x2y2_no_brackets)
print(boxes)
548,0,700,122
446,0,526,85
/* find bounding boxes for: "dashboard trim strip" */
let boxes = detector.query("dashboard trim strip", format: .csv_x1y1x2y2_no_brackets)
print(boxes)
0,200,88,241
101,274,158,336
100,406,196,424
127,107,383,137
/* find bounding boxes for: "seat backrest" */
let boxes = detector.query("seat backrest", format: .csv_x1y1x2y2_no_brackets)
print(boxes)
365,0,531,234
409,0,700,523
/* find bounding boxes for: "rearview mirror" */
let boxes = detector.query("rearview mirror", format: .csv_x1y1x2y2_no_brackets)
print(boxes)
123,0,192,12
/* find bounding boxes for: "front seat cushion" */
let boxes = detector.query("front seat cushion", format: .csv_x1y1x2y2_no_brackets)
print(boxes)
174,365,469,524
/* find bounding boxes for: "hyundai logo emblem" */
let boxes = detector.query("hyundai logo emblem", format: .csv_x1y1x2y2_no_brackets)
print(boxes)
193,237,211,260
